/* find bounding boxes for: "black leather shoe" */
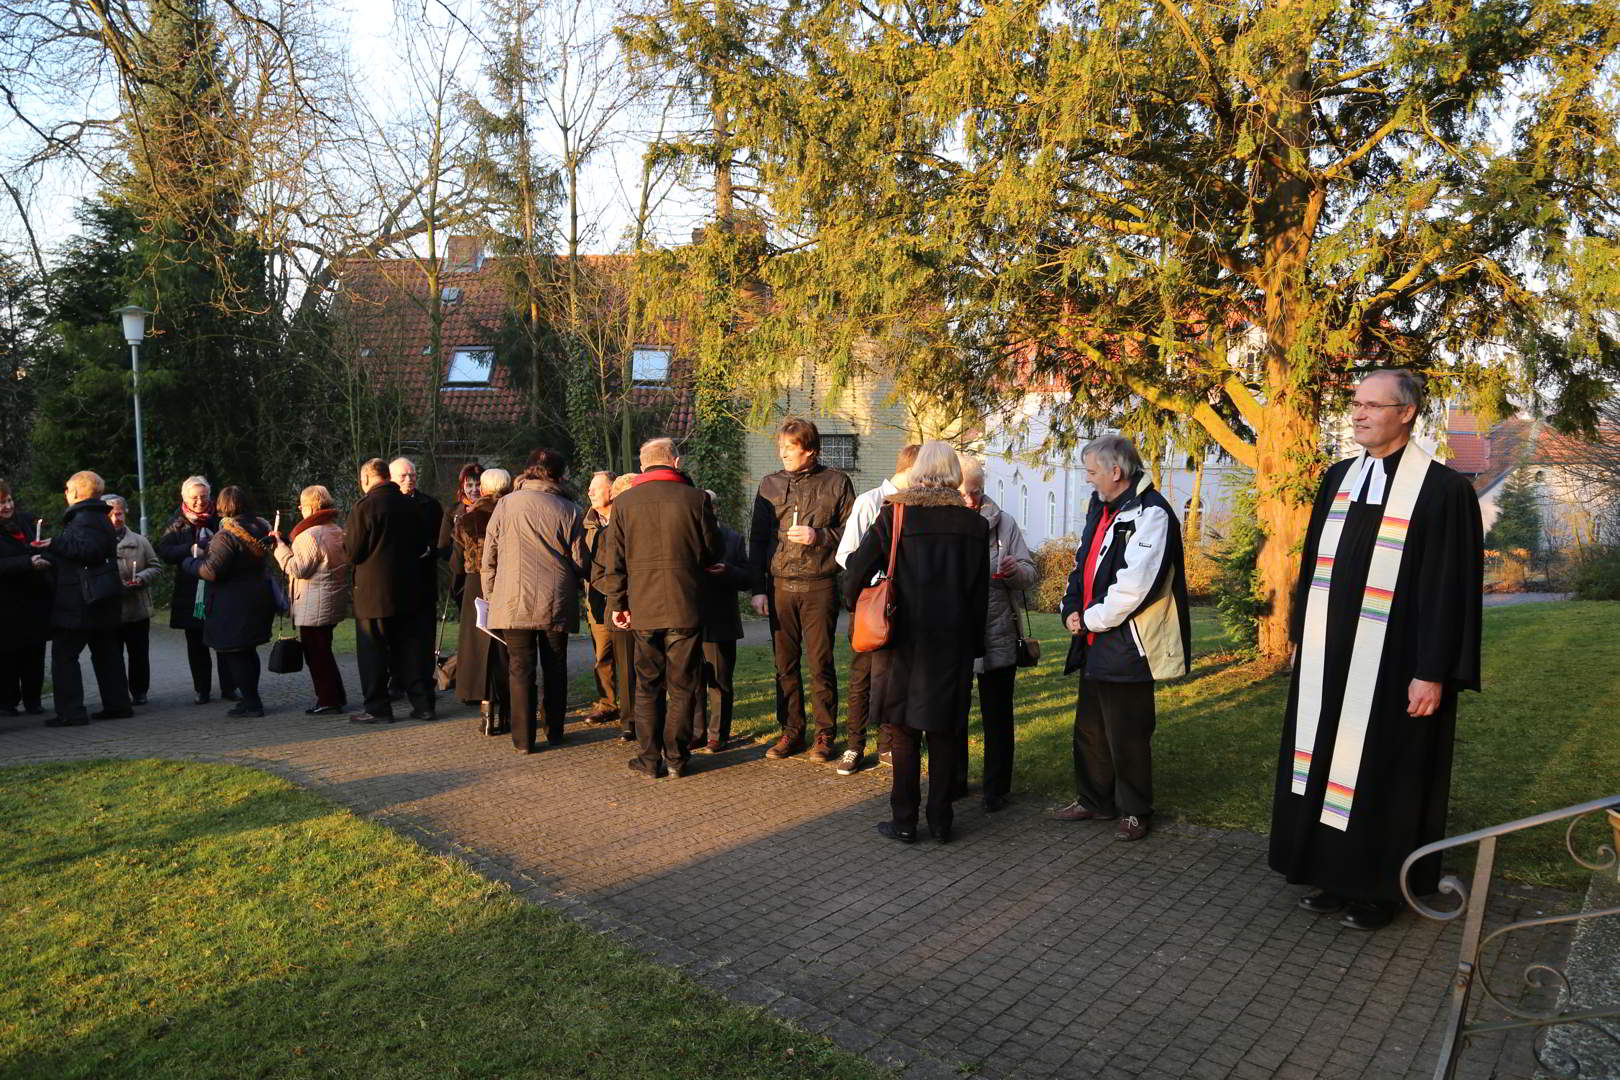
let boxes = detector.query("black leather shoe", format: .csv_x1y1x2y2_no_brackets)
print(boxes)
131,695,147,706
1298,890,1347,914
409,709,438,721
45,715,88,727
222,690,242,702
927,823,953,844
193,692,211,705
876,821,917,844
514,745,537,755
982,794,1009,813
620,730,636,741
227,704,264,718
546,733,569,746
1342,901,1396,931
665,758,687,778
305,704,342,715
24,702,44,715
628,758,666,779
92,709,134,720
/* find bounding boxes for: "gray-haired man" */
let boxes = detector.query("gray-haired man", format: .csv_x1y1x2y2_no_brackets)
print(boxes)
1056,434,1191,842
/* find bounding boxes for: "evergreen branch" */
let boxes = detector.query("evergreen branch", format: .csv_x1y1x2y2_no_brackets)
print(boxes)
1121,372,1255,469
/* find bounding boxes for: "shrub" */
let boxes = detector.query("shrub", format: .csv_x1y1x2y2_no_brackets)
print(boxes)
1212,484,1263,651
1570,545,1620,600
1032,534,1080,614
1183,545,1221,604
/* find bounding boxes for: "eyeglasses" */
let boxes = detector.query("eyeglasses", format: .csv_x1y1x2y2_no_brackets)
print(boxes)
1350,400,1407,413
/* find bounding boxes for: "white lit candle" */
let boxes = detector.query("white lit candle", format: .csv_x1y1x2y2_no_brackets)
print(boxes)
34,519,42,543
273,510,281,534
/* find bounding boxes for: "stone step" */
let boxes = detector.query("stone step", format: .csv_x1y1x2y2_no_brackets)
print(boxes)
1535,861,1620,1080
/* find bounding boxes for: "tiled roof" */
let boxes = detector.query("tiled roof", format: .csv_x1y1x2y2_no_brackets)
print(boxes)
1443,405,1490,475
332,247,696,436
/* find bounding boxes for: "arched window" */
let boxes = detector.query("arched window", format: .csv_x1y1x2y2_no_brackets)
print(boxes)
1047,492,1057,537
996,478,1004,506
1020,485,1029,525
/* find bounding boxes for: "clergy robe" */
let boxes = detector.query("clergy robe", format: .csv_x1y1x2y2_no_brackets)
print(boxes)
1268,445,1483,902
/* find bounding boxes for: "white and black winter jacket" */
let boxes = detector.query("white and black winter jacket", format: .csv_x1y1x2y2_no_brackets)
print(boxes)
1059,473,1191,683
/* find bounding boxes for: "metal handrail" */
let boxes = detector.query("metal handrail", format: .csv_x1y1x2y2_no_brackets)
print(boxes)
1400,794,1620,1080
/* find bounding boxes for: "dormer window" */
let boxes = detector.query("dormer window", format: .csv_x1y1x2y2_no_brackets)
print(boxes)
440,286,462,304
632,345,672,385
443,347,493,389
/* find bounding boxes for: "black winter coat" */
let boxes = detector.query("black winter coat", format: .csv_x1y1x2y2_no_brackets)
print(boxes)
842,487,989,733
0,512,52,648
598,467,722,631
157,508,221,629
346,482,429,620
184,517,275,652
405,490,445,602
748,463,854,590
45,499,121,632
701,525,750,643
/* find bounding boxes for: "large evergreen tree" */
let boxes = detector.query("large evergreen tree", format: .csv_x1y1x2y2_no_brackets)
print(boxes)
626,0,1620,658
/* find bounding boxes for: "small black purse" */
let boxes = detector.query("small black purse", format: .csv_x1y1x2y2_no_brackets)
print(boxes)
80,560,123,606
1015,592,1042,669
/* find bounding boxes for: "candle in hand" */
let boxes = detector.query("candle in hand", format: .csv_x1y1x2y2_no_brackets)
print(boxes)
34,520,42,543
273,510,281,534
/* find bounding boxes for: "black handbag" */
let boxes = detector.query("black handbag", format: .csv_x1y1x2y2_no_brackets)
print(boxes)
1015,591,1042,669
267,610,303,674
80,559,123,606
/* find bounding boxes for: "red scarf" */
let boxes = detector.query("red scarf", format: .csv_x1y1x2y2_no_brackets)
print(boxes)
631,466,693,487
288,507,339,542
1080,505,1118,645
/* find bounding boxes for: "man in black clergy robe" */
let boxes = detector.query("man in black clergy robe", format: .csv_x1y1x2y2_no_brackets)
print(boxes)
1269,369,1483,931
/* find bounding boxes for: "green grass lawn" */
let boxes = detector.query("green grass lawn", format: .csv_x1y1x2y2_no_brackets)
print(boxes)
0,760,883,1080
697,603,1617,891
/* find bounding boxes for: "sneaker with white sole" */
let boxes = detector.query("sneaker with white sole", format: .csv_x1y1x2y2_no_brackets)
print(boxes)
835,749,864,775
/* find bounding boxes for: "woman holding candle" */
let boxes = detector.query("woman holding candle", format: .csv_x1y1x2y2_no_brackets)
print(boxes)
158,476,239,704
0,479,51,716
185,485,275,718
103,494,163,706
271,485,351,715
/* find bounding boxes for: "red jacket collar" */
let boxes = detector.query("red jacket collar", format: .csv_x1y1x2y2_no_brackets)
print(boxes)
632,465,693,487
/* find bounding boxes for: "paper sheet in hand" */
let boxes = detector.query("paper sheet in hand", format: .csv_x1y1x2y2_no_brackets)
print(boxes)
473,597,501,641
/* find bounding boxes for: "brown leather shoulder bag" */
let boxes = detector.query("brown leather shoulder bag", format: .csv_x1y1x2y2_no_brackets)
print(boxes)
851,502,904,653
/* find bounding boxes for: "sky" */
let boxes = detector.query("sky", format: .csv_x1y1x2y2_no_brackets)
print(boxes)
0,0,714,273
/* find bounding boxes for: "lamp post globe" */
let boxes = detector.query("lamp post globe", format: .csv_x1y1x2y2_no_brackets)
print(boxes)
112,304,152,536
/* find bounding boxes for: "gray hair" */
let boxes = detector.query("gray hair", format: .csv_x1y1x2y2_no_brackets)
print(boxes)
102,494,126,510
389,456,417,477
1363,369,1424,416
640,437,679,467
480,468,512,496
181,475,211,496
958,454,985,488
1082,434,1143,477
300,484,335,510
908,440,963,490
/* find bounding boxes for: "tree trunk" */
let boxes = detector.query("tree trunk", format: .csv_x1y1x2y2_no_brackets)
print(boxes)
1188,453,1204,543
1252,392,1316,661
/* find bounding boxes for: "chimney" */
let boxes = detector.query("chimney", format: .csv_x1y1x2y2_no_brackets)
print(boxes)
445,236,483,270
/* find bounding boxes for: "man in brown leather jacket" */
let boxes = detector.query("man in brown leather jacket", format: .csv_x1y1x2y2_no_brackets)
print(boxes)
747,419,855,762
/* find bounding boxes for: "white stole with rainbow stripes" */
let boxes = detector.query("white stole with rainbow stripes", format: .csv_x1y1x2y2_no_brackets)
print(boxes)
1292,444,1433,831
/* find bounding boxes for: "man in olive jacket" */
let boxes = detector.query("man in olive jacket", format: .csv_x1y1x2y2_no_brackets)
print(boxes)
42,470,132,725
598,438,722,779
346,457,433,723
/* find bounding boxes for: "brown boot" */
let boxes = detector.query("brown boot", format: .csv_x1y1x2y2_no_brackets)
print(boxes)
805,734,835,764
765,733,804,759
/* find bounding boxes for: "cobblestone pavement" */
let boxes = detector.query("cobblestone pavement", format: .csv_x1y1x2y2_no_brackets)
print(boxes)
1,627,1571,1080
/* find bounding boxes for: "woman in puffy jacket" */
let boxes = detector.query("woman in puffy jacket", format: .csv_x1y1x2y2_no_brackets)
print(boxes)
273,484,350,715
185,485,275,718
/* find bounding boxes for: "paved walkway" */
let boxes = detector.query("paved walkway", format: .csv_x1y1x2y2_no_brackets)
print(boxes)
0,627,1573,1080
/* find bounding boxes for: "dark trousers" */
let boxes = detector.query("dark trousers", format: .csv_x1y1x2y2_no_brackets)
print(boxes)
50,628,130,722
356,614,432,718
611,628,636,737
1073,676,1157,818
633,628,702,770
0,642,46,710
219,649,262,709
979,666,1017,801
887,722,964,836
118,619,150,699
845,648,892,755
694,639,736,746
769,581,840,742
587,618,617,711
392,605,439,699
504,629,567,750
300,624,346,707
182,625,237,698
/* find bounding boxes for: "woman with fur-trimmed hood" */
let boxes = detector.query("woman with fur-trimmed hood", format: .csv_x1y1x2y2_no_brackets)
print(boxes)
843,440,989,845
184,485,276,718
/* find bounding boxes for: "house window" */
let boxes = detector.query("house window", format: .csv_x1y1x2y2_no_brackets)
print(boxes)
997,478,1004,506
632,346,672,384
1020,485,1029,525
1047,492,1056,537
821,434,858,471
443,347,493,388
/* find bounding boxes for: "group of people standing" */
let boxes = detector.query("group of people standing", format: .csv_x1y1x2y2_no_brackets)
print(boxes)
1,367,1482,931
